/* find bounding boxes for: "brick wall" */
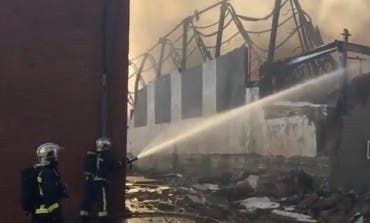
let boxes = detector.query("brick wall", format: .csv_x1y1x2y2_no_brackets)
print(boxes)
0,0,128,222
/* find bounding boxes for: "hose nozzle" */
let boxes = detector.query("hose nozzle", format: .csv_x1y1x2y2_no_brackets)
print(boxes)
128,156,138,163
126,153,138,169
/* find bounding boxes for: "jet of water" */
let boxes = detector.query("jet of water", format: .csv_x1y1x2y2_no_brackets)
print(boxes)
137,69,343,159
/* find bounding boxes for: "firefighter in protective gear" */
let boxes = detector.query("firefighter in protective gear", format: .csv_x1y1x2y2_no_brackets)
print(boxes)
80,137,124,223
32,143,68,223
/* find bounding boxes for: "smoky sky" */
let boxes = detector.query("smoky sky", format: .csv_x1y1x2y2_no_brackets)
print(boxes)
130,0,370,58
128,0,370,89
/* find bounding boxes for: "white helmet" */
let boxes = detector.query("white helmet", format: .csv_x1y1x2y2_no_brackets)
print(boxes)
96,137,112,151
36,143,63,164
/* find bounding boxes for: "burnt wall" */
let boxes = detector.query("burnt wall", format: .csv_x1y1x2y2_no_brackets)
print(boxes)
135,153,329,180
330,103,370,191
0,0,128,222
330,73,370,191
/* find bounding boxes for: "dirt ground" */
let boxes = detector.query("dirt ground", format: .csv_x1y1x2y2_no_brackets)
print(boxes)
126,217,194,223
124,170,370,223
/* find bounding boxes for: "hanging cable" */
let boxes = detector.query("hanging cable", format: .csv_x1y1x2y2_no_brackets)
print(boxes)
192,19,219,30
275,26,301,49
220,31,240,45
244,12,297,34
206,31,240,49
128,62,138,79
172,32,184,44
130,42,160,61
186,46,199,58
128,71,136,79
196,16,233,38
252,42,268,52
161,50,173,64
139,54,159,73
236,0,288,21
192,11,230,30
173,33,196,50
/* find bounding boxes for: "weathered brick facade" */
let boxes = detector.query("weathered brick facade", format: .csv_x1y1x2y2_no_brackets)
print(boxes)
0,0,129,222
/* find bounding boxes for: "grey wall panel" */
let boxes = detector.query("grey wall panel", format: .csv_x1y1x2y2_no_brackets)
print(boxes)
216,46,247,112
155,75,171,123
147,83,155,125
171,70,182,122
202,59,217,116
134,88,147,127
182,66,203,119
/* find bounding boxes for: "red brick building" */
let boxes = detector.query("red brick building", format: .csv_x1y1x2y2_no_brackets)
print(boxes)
0,1,129,222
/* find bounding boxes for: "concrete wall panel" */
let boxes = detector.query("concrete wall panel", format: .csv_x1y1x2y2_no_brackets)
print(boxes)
171,70,182,122
134,88,147,127
216,47,247,112
181,66,203,119
128,108,317,158
147,82,155,126
155,75,171,124
202,60,217,116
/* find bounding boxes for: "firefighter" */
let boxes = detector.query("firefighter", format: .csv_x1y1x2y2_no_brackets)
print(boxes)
79,137,124,223
32,143,68,223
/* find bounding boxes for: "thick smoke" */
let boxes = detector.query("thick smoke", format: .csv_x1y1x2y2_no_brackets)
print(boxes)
129,0,370,87
130,0,370,57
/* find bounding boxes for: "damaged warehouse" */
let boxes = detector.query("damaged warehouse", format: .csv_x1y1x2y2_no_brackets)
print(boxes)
127,0,370,222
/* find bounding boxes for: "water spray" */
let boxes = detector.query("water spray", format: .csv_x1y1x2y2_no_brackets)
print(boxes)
136,68,344,160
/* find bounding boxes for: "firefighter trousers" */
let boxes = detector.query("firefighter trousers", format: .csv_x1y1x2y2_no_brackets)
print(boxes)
80,179,109,221
31,208,63,223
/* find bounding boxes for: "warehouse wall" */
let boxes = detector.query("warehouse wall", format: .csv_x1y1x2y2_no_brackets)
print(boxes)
129,46,317,162
132,46,248,126
330,73,370,191
0,0,128,222
128,109,317,158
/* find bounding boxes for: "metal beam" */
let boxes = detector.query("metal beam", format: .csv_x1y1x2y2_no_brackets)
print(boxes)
267,0,282,62
340,29,350,69
181,17,191,71
289,0,305,53
293,0,312,51
226,4,263,62
337,29,351,114
286,47,337,67
193,31,212,61
133,54,149,107
157,38,166,78
346,42,370,56
215,3,227,57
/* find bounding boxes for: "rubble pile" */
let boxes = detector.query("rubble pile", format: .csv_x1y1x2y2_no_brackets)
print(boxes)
126,170,370,223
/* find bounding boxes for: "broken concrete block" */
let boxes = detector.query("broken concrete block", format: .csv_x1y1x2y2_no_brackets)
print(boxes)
192,183,219,192
197,206,229,219
185,194,206,205
256,174,280,196
313,193,342,210
284,206,296,212
271,209,317,222
239,197,280,211
247,175,259,190
297,193,319,210
157,201,176,211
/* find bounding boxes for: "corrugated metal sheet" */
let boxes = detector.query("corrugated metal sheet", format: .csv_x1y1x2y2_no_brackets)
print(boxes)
0,0,129,222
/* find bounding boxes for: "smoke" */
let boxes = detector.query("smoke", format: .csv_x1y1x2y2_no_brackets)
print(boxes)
130,0,370,57
129,0,370,87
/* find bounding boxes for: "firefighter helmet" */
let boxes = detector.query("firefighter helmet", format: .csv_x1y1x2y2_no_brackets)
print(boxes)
96,137,112,151
36,143,63,164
